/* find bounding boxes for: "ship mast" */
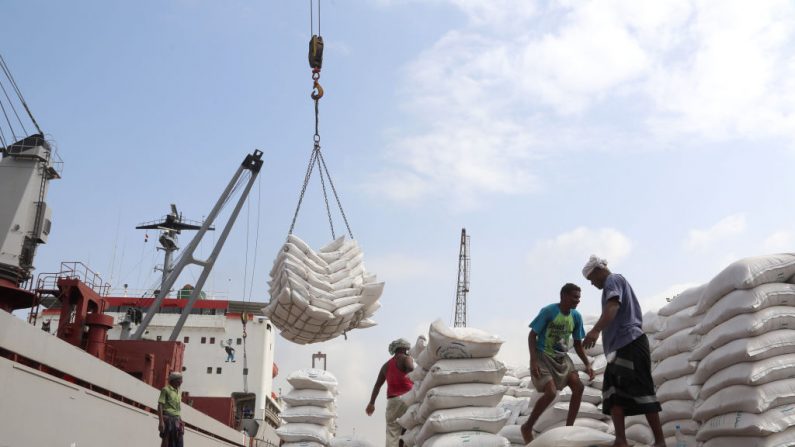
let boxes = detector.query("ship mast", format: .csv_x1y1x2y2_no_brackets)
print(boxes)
135,204,208,296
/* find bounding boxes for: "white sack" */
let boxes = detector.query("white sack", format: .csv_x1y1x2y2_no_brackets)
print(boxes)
417,358,507,401
276,423,332,444
280,405,335,426
693,329,795,384
654,306,699,340
397,403,422,430
662,419,699,436
625,424,654,445
422,431,510,447
287,368,338,393
650,328,700,362
558,386,603,405
652,351,697,386
425,319,505,364
691,306,795,361
694,378,795,421
702,426,795,447
330,437,376,447
534,402,606,432
655,375,699,402
695,253,795,315
419,383,506,419
497,425,525,444
700,353,795,400
527,426,615,447
659,399,693,425
282,388,336,408
658,284,706,317
415,407,510,446
692,283,795,335
696,404,795,441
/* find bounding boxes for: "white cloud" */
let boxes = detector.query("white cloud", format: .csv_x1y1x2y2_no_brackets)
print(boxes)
527,227,633,271
685,214,747,251
375,0,795,205
763,230,794,252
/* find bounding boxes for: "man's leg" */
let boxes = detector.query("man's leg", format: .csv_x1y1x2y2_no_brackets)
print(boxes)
645,411,666,447
610,405,629,447
521,379,557,444
385,397,407,447
565,371,584,426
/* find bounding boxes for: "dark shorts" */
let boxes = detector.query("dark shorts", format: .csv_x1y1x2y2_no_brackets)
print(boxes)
602,334,662,416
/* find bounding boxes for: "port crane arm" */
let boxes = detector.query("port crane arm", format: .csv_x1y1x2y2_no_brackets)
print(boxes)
131,150,264,341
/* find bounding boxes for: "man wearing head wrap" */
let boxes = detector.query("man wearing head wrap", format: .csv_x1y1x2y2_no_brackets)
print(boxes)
520,283,594,444
366,338,414,446
582,255,664,447
158,372,184,447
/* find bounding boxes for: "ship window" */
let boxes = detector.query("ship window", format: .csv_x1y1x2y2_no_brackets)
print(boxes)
183,336,189,343
210,337,215,344
206,367,212,374
236,338,242,345
156,336,162,341
201,337,206,344
216,367,222,374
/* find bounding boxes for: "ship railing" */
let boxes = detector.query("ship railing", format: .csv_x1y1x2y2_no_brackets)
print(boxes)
35,261,111,297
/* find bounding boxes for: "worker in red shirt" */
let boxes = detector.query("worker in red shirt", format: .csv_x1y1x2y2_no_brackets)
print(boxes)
366,338,414,446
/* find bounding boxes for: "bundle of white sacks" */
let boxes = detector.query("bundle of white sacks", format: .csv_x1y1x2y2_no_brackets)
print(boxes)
264,234,384,344
277,369,339,446
629,253,795,447
398,320,512,447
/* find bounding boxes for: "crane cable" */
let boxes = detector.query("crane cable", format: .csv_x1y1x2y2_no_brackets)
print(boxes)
287,0,354,240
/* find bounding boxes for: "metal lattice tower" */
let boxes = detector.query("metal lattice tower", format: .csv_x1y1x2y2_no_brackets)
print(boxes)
453,228,470,328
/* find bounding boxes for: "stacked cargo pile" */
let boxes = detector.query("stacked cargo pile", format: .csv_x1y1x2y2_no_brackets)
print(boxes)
398,319,510,447
687,254,795,446
265,235,384,344
495,367,536,446
624,285,702,446
277,369,339,446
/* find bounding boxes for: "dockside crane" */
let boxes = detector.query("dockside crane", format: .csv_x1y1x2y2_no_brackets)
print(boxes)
453,228,470,328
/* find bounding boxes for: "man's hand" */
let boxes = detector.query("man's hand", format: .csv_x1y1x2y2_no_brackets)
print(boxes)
158,420,165,433
583,329,600,349
585,364,595,381
366,403,375,416
530,359,541,379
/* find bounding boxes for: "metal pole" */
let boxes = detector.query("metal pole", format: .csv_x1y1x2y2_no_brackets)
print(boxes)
169,164,261,340
132,162,247,340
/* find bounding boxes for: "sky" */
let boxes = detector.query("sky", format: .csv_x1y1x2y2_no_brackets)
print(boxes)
4,0,795,442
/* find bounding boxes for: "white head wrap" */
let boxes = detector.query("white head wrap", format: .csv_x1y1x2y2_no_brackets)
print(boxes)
388,338,411,355
168,372,183,382
582,255,608,279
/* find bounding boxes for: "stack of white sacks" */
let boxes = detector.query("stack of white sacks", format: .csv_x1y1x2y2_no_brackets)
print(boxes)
277,369,339,446
398,320,511,447
496,366,537,446
624,253,795,447
688,254,795,446
625,287,702,446
264,234,384,344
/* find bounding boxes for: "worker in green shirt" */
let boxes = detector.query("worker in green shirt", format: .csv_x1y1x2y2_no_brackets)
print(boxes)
158,372,184,447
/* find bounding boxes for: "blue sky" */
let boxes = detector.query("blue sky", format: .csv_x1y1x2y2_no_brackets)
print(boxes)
5,0,795,442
